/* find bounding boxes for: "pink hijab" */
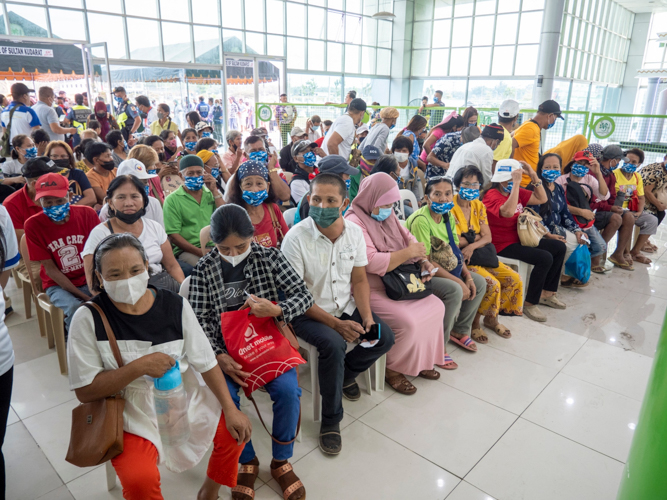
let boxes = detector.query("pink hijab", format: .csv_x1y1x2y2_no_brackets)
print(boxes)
345,173,413,253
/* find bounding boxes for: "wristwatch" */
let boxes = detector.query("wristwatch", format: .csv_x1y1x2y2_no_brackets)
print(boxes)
531,180,543,187
268,168,279,174
213,193,223,199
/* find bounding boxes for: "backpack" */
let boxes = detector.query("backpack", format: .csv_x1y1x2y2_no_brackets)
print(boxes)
1,106,18,157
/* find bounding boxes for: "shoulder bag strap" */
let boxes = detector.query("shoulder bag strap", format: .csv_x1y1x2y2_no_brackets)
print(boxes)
268,203,285,245
106,220,114,233
84,302,124,368
6,106,17,138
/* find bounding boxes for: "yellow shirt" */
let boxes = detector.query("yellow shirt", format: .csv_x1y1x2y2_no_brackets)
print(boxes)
513,121,541,187
493,127,512,162
451,196,488,236
150,118,179,136
613,169,644,209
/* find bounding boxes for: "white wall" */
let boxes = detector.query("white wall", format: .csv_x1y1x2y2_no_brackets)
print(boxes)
618,13,651,113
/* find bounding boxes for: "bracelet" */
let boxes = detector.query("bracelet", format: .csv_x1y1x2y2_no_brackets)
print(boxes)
531,180,543,187
268,168,279,174
213,194,223,199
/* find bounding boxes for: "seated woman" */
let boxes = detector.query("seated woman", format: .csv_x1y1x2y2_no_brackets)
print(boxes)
425,115,465,178
45,140,96,206
82,175,184,292
159,129,180,161
344,172,445,393
174,127,199,160
189,204,312,500
106,130,127,168
1,134,39,187
529,154,589,284
484,159,565,323
391,136,424,213
407,176,487,368
401,115,428,171
68,233,251,500
420,111,459,165
639,152,667,252
221,129,244,174
452,166,524,341
127,143,166,203
196,137,232,189
226,160,288,249
554,151,608,274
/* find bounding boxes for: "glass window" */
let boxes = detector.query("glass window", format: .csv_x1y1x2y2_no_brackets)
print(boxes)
88,13,126,58
160,0,187,22
497,0,521,13
245,32,265,55
222,0,243,29
308,40,325,71
570,82,590,110
192,0,218,25
468,79,534,108
127,18,160,60
518,11,543,44
430,48,449,75
551,80,570,104
85,0,121,13
494,14,518,45
434,0,453,18
266,1,284,35
362,17,377,46
245,0,264,33
163,22,192,63
363,0,379,16
377,20,392,48
345,14,362,44
7,4,49,36
194,25,220,63
454,0,474,17
522,0,545,10
48,0,81,6
126,0,156,17
223,29,244,53
413,21,432,49
419,79,466,107
492,45,515,75
449,47,470,76
346,0,362,14
328,11,344,42
476,0,496,15
49,8,86,40
473,15,494,46
451,17,472,47
470,47,491,76
432,19,451,48
345,44,360,73
362,46,376,74
309,7,326,39
411,49,430,77
329,0,343,9
514,44,539,76
328,42,342,72
377,48,391,75
267,35,284,57
287,37,305,69
415,0,434,20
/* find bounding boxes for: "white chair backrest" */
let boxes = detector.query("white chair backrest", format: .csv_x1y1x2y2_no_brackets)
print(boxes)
399,189,418,213
179,275,191,300
283,207,297,228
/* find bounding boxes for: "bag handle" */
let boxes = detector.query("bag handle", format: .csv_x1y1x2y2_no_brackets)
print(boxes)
84,302,124,368
268,203,285,246
248,396,301,446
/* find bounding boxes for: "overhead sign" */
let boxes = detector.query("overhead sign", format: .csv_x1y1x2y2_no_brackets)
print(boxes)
226,59,253,68
593,116,615,139
0,46,53,57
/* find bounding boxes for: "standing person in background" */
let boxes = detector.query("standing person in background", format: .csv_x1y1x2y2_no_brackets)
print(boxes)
418,90,446,128
135,95,158,130
275,93,297,148
65,93,90,148
1,83,40,150
237,99,247,132
150,103,181,141
325,90,356,111
305,115,322,142
322,98,367,159
88,101,118,141
196,96,210,122
113,86,141,141
364,107,399,153
212,99,224,143
461,106,479,128
32,86,76,142
495,100,520,164
207,97,215,123
228,97,239,131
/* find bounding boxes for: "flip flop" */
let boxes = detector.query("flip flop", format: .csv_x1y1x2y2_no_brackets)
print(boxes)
471,328,488,344
632,254,652,265
642,245,657,254
591,266,606,274
436,354,458,370
450,334,477,351
609,256,634,271
487,323,511,339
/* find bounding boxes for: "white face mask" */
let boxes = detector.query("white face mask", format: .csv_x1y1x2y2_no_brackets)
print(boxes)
219,245,252,267
394,152,409,163
103,270,149,305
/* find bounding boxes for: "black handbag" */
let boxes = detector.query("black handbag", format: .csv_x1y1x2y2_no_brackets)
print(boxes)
381,262,433,301
468,242,499,268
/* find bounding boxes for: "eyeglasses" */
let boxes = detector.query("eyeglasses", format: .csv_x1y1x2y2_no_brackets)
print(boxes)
460,182,480,189
49,155,69,160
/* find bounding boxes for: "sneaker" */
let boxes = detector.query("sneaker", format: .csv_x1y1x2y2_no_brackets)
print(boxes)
342,380,360,401
540,295,567,309
523,305,547,322
4,306,13,318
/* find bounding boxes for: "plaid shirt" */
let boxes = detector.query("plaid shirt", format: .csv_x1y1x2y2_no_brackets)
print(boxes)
189,242,314,356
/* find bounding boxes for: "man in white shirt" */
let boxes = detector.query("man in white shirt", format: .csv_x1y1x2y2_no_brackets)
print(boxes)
281,173,394,456
305,115,322,142
321,98,367,160
446,123,505,184
0,83,40,150
31,86,77,142
135,95,158,131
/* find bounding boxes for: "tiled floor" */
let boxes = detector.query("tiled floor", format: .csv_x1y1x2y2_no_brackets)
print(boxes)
5,232,664,500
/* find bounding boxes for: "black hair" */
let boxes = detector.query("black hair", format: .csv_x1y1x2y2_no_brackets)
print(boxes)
227,172,277,207
422,96,428,101
186,111,201,127
348,98,367,113
433,115,464,134
624,148,645,165
74,93,83,105
91,234,148,293
406,114,427,133
210,204,255,244
144,135,163,148
158,102,170,114
244,135,263,149
135,95,150,107
31,129,50,145
182,128,197,142
323,119,333,126
196,137,217,152
435,90,443,95
310,173,347,199
105,174,149,212
87,120,100,130
498,114,517,125
73,138,97,160
10,134,29,159
347,90,357,99
391,135,414,154
159,129,175,144
106,130,124,149
534,153,563,219
453,165,484,188
370,154,399,176
425,176,453,196
462,106,479,124
537,153,562,179
84,141,111,163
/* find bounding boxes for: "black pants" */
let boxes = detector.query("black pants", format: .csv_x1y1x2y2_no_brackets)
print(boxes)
291,309,395,427
0,366,13,498
499,239,566,305
657,210,665,225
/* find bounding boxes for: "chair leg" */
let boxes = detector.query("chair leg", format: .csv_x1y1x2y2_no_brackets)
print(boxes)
44,310,55,348
105,461,116,491
308,345,320,423
22,283,32,319
363,369,372,396
12,269,21,288
50,308,68,375
374,354,386,392
35,305,47,338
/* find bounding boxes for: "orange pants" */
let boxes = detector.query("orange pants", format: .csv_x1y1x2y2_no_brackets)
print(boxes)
111,414,245,500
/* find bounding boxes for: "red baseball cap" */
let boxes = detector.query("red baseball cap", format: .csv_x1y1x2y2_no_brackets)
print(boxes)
35,173,69,201
573,150,593,163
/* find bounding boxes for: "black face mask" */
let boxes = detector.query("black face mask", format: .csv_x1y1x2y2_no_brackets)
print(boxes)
158,152,166,162
54,159,70,169
96,112,106,119
100,160,116,171
111,207,146,224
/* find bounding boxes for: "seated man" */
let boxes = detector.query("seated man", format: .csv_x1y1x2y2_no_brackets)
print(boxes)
163,155,223,275
84,141,117,206
348,144,381,202
279,126,307,174
24,171,99,330
446,123,505,183
281,174,395,456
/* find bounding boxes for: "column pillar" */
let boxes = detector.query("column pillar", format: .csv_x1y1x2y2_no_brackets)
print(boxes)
389,0,413,106
532,0,566,108
638,77,660,141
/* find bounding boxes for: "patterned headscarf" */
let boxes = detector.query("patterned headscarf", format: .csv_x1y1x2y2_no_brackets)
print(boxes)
237,160,268,181
584,143,604,162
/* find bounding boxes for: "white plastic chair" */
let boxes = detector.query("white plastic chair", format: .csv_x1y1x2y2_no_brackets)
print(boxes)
497,256,533,301
398,189,419,219
178,276,191,299
283,207,297,228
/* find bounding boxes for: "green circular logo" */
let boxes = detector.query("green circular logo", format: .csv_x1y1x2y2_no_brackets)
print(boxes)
593,116,615,139
258,105,272,122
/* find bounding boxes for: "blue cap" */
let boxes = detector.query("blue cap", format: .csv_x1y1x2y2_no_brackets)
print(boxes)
153,361,182,391
361,144,381,160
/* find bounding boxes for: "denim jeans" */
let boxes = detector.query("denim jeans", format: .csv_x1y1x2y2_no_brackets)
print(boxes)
45,284,90,331
225,368,301,462
583,226,607,258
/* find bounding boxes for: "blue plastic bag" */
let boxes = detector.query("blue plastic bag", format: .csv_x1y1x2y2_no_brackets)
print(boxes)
564,244,591,283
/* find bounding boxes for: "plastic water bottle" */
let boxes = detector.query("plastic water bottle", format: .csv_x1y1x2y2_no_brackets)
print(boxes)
153,361,190,447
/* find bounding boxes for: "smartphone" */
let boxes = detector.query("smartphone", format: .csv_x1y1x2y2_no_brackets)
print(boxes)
268,146,277,155
359,324,381,342
422,267,439,276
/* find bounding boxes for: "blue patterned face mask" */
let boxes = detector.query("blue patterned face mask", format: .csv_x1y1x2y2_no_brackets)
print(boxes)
202,132,212,138
242,189,268,206
185,141,197,151
502,181,514,193
302,151,317,167
547,119,556,130
345,179,351,191
123,141,129,153
458,188,479,201
144,184,150,197
430,200,454,214
571,163,589,178
541,169,560,182
147,169,157,175
184,175,204,191
211,167,220,179
43,202,70,222
371,207,393,222
621,162,637,174
248,150,268,163
23,146,37,158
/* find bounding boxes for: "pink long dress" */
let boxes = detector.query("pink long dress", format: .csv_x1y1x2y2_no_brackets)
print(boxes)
346,213,446,376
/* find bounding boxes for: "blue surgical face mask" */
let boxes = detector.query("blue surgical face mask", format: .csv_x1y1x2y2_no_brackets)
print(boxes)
345,179,351,191
202,132,212,138
621,162,637,174
248,150,268,163
571,163,589,178
211,149,218,154
242,189,268,206
185,141,197,151
541,169,560,183
371,207,393,222
468,122,477,127
502,181,514,193
23,146,37,159
547,118,556,130
123,140,129,153
114,96,123,103
312,125,320,131
458,188,480,201
184,175,204,191
43,202,70,222
147,169,157,175
389,123,395,130
211,167,220,179
144,184,150,197
430,200,454,214
302,151,317,167
434,97,439,103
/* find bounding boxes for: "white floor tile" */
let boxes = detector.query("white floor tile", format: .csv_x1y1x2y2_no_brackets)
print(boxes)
11,352,75,419
5,422,63,500
445,481,496,500
562,340,653,401
466,419,624,500
7,405,18,426
586,318,661,357
267,420,459,500
36,485,75,500
361,378,517,477
523,373,641,462
66,466,126,500
438,344,558,414
8,318,54,365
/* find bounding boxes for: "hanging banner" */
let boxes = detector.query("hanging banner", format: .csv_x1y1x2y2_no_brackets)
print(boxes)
0,46,54,57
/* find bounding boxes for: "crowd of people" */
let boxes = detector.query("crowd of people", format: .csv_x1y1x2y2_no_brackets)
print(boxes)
0,80,663,500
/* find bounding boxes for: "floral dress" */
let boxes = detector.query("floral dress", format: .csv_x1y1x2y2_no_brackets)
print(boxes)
639,162,667,215
402,129,420,163
426,131,462,179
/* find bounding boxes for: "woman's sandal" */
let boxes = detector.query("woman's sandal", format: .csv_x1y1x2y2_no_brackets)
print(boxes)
231,461,260,500
591,266,606,274
561,278,588,287
485,322,511,339
609,256,634,271
436,354,458,370
418,369,440,380
632,253,652,265
471,328,488,344
385,374,417,395
271,462,306,500
450,334,478,351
